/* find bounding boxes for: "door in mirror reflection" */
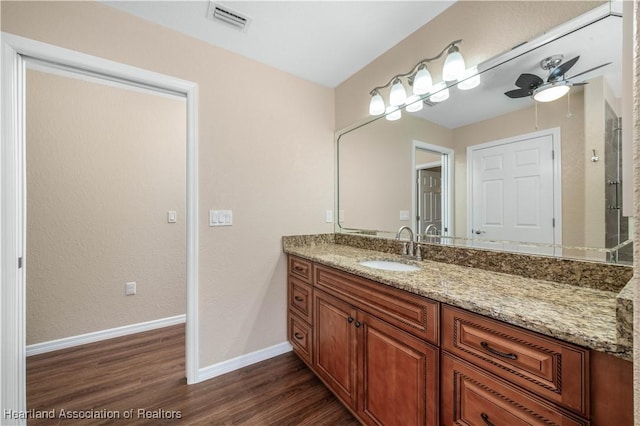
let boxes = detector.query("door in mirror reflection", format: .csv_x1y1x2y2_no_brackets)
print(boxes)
468,129,559,256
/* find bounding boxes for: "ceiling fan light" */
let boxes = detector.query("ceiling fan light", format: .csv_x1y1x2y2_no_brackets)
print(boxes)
405,95,423,112
457,66,480,90
368,91,385,115
385,105,401,121
429,82,449,103
442,45,465,81
389,78,407,106
413,65,433,95
532,82,571,102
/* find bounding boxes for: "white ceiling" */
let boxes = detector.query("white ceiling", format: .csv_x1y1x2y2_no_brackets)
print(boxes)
102,1,455,88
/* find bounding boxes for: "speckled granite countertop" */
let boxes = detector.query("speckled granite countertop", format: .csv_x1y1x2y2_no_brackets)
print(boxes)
284,240,632,361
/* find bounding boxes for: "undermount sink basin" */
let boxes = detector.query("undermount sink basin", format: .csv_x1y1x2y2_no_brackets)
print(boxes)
358,260,420,272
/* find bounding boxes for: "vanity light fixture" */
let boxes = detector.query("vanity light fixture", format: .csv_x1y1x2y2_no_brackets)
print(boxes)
368,39,479,117
429,82,450,103
405,95,424,112
385,106,401,121
442,44,466,81
457,66,481,90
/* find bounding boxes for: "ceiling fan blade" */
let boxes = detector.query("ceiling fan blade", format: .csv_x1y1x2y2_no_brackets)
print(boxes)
504,88,531,98
567,62,612,80
547,56,580,81
515,73,543,89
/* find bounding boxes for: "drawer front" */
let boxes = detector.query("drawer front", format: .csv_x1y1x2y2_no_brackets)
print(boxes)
289,256,312,284
289,276,312,323
314,264,439,345
288,312,312,365
442,305,589,416
441,353,588,426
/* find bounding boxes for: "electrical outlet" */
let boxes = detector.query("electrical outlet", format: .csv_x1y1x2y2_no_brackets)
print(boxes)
125,282,136,296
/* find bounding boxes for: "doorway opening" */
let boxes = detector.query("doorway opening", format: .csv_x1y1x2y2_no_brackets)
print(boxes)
1,34,199,417
411,141,454,243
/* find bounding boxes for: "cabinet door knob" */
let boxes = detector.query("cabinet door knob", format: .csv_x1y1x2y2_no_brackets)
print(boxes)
294,296,304,302
481,341,518,360
480,413,495,426
355,321,362,328
347,316,354,323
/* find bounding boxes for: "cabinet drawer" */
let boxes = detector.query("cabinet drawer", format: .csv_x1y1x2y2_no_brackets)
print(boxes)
289,256,312,284
288,312,312,366
441,353,588,426
288,276,312,323
314,264,439,345
442,305,589,416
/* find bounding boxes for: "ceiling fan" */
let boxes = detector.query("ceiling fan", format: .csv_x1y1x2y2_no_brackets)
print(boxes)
504,55,611,102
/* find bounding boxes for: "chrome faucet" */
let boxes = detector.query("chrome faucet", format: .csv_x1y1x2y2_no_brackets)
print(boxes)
424,224,439,236
396,226,421,260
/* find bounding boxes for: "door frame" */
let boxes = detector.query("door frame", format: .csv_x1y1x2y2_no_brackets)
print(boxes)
466,127,562,252
411,141,454,241
1,33,200,421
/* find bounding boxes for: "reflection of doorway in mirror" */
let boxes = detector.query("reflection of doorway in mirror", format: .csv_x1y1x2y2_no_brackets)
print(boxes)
467,128,561,256
418,167,442,243
412,142,454,242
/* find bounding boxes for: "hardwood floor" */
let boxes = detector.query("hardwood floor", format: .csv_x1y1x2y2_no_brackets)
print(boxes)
26,325,358,425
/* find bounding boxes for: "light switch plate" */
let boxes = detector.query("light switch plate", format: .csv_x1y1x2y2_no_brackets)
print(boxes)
400,210,410,221
167,211,177,223
209,210,233,227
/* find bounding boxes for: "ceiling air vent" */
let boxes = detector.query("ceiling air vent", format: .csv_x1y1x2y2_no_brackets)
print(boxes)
207,2,252,33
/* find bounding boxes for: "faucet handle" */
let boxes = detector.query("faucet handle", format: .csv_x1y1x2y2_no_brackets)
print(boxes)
402,242,408,255
415,244,422,261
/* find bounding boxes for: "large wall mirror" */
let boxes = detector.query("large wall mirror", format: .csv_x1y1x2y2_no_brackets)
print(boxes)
337,4,631,264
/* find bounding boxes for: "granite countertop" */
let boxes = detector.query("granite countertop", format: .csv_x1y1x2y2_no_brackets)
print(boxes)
284,241,631,361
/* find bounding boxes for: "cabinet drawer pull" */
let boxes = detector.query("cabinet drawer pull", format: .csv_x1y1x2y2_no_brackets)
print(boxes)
480,413,495,426
481,341,517,360
293,265,307,273
294,332,304,340
355,321,362,328
348,316,354,323
294,296,304,302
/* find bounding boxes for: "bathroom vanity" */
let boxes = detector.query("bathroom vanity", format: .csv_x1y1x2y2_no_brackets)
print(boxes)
284,235,633,426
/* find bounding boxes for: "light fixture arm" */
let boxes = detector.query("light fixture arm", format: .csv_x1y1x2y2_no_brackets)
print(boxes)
369,39,463,95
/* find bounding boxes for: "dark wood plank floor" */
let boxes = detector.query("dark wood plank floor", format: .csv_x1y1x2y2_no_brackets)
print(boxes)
27,324,358,425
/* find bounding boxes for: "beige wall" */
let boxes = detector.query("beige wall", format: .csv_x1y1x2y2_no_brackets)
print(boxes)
2,1,334,366
26,70,187,344
335,1,603,130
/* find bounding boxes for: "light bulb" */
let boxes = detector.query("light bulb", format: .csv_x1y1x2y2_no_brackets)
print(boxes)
405,95,423,112
412,65,433,95
429,82,449,103
442,45,466,81
532,82,571,102
457,66,480,90
368,91,385,115
389,78,407,106
385,106,401,121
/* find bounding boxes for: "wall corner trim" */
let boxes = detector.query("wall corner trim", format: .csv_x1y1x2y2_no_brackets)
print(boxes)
196,342,293,384
25,315,186,357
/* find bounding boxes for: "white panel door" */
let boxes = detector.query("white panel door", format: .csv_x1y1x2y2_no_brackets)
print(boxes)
469,131,559,255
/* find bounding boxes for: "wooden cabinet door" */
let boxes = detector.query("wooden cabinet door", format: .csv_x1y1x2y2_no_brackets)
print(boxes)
357,312,439,426
314,289,358,409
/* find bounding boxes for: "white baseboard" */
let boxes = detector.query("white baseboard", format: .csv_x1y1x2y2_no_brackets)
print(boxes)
26,314,186,357
196,341,293,383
